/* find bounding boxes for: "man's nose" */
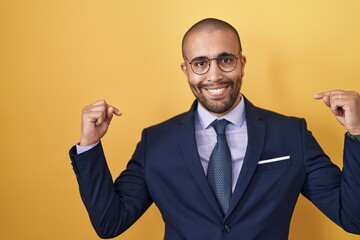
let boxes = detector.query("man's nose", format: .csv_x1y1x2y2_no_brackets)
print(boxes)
206,59,224,81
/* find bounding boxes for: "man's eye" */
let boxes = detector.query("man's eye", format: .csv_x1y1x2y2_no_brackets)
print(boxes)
220,57,233,64
194,61,206,67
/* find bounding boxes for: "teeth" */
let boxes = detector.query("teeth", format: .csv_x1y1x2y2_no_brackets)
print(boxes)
208,88,225,93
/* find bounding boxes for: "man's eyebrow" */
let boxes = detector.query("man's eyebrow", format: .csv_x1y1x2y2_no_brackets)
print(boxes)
218,52,235,57
191,52,234,60
191,55,207,60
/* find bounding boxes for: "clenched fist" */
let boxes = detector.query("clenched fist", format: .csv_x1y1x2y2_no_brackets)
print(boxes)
80,100,122,146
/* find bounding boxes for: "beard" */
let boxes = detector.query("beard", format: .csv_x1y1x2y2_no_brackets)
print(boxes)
189,78,242,114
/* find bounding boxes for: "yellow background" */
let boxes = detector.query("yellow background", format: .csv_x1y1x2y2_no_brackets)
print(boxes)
1,0,359,239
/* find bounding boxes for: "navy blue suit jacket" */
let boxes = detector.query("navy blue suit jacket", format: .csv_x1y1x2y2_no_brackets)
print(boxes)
69,98,360,239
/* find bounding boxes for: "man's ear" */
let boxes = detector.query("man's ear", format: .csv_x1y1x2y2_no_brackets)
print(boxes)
239,55,247,77
180,62,189,78
180,62,186,73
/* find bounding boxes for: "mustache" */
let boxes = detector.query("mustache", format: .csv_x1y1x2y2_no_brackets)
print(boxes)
197,80,234,89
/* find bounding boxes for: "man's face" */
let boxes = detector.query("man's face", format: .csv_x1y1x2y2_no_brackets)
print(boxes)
181,29,246,117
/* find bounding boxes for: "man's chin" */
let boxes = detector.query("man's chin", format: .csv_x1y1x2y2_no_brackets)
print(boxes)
200,100,234,115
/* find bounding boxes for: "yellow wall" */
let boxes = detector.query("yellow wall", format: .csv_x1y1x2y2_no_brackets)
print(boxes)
1,0,359,239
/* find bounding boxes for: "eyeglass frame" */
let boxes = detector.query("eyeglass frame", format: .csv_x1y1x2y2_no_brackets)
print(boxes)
183,52,242,75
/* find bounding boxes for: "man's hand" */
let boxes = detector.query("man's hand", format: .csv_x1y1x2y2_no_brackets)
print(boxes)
80,100,122,146
314,90,360,135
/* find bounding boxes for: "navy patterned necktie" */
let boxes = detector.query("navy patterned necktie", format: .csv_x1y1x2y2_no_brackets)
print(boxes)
207,119,232,215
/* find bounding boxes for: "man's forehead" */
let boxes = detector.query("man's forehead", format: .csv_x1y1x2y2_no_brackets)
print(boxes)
186,28,235,41
184,29,239,58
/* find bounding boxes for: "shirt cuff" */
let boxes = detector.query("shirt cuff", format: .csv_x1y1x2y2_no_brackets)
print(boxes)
76,142,99,154
347,132,360,142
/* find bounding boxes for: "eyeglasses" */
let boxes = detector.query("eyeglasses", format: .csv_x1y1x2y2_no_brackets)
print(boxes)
184,53,241,75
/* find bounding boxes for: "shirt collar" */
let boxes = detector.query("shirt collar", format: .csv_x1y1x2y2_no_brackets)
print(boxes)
196,95,246,130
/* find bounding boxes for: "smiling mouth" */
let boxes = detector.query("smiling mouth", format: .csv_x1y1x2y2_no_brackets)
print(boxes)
203,85,229,96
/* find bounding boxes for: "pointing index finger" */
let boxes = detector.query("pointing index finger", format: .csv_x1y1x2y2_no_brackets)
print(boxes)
313,91,331,100
109,105,122,116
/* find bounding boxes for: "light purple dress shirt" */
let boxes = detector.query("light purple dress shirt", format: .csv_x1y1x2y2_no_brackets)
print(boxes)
76,97,248,192
195,97,248,192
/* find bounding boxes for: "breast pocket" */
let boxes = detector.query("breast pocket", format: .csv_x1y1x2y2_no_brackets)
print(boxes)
256,156,292,171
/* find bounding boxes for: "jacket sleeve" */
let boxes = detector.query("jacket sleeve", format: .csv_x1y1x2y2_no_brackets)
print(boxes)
69,130,153,238
301,120,360,234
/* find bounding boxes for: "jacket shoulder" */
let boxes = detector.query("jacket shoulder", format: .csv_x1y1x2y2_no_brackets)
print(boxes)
145,110,192,134
257,107,303,122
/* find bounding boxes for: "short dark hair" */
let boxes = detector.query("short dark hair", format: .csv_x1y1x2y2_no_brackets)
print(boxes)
182,18,242,57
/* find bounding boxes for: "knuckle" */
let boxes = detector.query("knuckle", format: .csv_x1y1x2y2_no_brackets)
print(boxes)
98,99,107,105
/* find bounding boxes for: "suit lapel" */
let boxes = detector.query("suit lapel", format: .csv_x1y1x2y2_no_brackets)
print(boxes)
226,98,266,217
176,102,224,219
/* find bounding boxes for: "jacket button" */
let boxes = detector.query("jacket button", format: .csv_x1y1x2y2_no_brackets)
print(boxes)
222,225,231,233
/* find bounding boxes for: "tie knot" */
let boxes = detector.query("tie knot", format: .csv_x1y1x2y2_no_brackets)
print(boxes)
211,119,229,135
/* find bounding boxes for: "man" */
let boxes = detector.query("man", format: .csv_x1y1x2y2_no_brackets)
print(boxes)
69,18,360,239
